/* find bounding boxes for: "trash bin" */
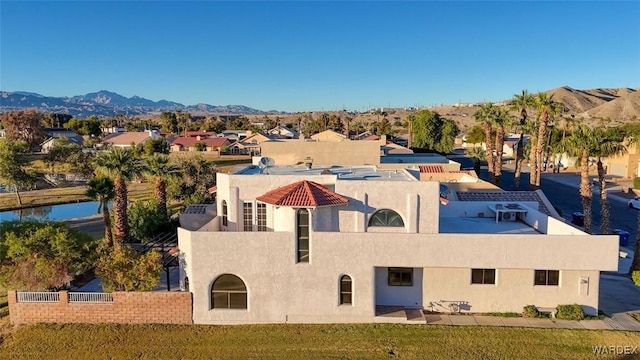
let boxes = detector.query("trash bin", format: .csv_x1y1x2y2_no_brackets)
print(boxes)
612,229,630,247
571,212,584,226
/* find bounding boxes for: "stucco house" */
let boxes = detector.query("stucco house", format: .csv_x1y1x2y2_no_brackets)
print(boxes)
228,132,274,155
177,160,618,324
103,130,160,148
170,136,230,152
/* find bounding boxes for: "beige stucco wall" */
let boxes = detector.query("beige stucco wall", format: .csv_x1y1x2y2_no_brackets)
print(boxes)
423,268,600,315
261,140,381,166
179,229,618,324
605,144,640,178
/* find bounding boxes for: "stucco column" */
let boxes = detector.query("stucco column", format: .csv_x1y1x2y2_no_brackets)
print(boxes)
230,186,239,231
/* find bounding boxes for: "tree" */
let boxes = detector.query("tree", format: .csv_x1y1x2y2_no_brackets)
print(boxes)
167,155,217,204
160,112,179,134
591,127,625,235
128,199,168,243
143,138,169,156
532,93,563,189
0,109,45,148
86,177,116,247
43,137,83,174
473,103,497,184
409,110,458,154
0,139,36,206
95,245,161,292
94,148,142,244
562,125,598,234
467,146,485,176
0,220,97,290
493,108,512,187
144,154,176,217
464,126,485,146
509,90,535,190
194,142,207,151
64,116,102,137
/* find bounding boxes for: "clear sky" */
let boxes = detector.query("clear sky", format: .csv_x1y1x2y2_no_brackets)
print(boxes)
1,1,639,112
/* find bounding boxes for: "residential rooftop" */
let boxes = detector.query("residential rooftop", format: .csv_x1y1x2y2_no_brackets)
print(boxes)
235,165,416,181
439,217,541,235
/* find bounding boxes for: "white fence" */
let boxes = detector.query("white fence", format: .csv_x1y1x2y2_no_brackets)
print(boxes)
16,291,113,303
69,292,113,303
17,292,60,303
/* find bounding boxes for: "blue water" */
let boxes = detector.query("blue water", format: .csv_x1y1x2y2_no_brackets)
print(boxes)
0,201,110,222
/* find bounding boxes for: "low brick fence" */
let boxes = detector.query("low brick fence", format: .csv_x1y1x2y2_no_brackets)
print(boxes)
8,290,193,325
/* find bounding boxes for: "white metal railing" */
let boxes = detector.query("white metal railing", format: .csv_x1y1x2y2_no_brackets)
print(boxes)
17,292,60,303
68,292,113,303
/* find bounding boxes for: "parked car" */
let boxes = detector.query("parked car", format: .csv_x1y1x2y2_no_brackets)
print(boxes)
628,197,640,209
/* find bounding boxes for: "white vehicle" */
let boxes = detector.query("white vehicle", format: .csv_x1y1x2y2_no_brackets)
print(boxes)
628,197,640,209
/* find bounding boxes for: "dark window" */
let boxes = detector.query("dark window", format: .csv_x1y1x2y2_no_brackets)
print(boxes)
243,202,253,231
534,270,560,286
471,269,496,284
388,267,413,286
222,200,228,227
257,203,267,231
211,274,247,309
368,209,404,227
297,209,310,263
340,275,352,305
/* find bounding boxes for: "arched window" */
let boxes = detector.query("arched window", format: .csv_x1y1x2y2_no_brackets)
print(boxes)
368,209,404,227
339,275,352,305
222,200,228,227
297,209,309,263
211,274,247,309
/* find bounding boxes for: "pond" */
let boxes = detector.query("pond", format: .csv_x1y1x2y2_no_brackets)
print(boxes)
0,201,111,222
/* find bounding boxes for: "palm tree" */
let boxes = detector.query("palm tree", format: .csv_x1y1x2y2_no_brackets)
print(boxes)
532,93,563,189
86,177,115,247
509,90,535,190
474,103,496,185
144,154,176,218
94,147,141,244
563,125,598,234
493,108,512,187
467,146,485,176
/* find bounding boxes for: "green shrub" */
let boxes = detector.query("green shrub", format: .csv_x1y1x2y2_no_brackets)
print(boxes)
634,177,640,190
95,245,162,292
556,304,585,320
522,305,539,318
632,270,640,286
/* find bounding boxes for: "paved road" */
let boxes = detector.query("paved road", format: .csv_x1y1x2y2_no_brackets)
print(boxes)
65,216,105,238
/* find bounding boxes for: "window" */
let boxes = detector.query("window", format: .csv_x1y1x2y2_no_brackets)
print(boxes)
211,274,247,309
368,209,404,227
340,275,352,305
257,203,267,231
534,270,559,286
471,269,496,285
297,209,309,263
243,202,253,231
221,200,228,227
388,267,413,286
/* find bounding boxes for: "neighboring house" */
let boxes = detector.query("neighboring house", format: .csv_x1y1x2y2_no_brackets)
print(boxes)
103,130,160,148
228,132,274,155
40,128,85,153
361,135,414,156
267,125,298,139
221,130,250,143
101,125,126,135
177,162,617,325
310,130,347,141
170,136,230,152
605,143,640,179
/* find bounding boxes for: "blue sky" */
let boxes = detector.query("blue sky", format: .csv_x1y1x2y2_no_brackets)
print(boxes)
1,1,639,112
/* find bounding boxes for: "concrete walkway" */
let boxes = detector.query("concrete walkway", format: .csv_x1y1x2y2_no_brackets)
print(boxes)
425,314,614,330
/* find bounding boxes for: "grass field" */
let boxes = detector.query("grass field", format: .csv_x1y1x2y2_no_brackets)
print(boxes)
0,323,639,359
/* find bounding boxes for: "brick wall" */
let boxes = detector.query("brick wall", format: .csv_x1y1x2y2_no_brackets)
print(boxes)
8,291,193,325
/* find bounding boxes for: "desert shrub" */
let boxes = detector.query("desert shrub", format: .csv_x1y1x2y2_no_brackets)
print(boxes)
632,270,640,286
522,305,540,318
556,304,585,320
95,245,162,292
634,177,640,190
0,220,97,290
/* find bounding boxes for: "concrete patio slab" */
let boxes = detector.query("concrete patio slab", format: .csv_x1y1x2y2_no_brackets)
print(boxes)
525,318,556,328
553,319,584,329
500,318,531,327
425,314,452,325
449,315,478,326
579,320,614,330
474,316,505,327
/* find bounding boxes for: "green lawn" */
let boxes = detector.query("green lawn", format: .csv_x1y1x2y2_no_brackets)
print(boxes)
1,323,639,359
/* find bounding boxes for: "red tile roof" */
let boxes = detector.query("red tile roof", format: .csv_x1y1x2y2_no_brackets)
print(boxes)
208,186,217,194
419,165,445,173
256,181,349,207
362,135,380,141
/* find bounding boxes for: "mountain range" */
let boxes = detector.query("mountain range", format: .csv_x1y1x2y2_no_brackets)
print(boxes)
0,90,278,117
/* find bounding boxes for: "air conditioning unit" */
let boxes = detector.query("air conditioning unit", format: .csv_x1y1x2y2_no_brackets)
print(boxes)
500,211,517,222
